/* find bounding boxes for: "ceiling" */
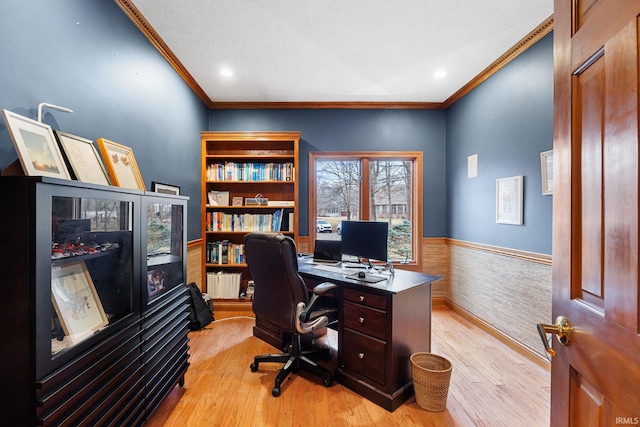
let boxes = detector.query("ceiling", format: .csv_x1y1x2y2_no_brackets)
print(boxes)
122,0,554,107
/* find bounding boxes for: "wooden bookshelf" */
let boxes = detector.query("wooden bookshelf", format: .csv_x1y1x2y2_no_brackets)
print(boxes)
201,131,300,300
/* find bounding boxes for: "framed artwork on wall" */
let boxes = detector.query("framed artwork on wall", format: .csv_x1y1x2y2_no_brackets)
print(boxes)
96,137,146,190
54,130,111,186
540,150,553,195
496,175,523,225
1,109,70,179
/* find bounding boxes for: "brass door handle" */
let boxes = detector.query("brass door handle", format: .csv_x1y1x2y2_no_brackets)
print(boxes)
536,316,572,357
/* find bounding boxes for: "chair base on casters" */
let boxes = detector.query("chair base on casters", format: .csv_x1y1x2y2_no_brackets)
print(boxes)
250,334,334,397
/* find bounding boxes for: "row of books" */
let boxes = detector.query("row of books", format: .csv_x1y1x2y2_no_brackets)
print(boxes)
206,240,245,264
206,271,241,299
206,209,291,232
206,162,294,182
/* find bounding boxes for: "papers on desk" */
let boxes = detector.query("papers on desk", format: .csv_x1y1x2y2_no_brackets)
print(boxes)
311,264,387,283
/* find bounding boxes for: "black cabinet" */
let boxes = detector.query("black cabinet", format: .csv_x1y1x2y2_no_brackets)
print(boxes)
0,177,189,426
140,192,190,417
141,286,190,416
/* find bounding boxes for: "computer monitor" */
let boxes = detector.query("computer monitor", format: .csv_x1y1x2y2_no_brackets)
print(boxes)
340,220,388,262
313,239,342,262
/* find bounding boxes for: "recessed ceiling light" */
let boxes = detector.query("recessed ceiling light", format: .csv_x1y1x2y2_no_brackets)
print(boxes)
220,68,233,77
434,69,447,79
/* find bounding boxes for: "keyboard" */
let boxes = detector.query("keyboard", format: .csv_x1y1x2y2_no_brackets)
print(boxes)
305,259,341,266
311,264,348,274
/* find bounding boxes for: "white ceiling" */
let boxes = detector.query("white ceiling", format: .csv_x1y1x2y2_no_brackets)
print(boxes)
128,0,553,104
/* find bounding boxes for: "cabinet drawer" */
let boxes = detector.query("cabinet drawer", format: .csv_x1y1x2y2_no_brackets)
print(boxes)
342,328,386,386
343,287,387,310
343,301,387,340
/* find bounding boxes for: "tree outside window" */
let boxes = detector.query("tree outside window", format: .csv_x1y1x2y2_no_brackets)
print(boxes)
310,152,422,266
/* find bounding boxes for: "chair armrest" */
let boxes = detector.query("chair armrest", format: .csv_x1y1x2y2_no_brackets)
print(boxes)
296,303,328,334
312,282,337,295
299,282,338,323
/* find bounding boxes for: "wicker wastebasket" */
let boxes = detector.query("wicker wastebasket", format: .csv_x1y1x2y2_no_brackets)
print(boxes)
410,352,452,412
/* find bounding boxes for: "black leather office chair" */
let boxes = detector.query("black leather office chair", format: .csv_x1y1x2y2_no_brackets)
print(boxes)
244,232,338,397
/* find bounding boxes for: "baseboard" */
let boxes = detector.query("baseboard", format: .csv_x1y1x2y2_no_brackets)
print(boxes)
443,299,550,370
213,300,253,314
432,297,446,306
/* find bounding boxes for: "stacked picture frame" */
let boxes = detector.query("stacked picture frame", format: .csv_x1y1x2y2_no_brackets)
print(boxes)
1,109,147,191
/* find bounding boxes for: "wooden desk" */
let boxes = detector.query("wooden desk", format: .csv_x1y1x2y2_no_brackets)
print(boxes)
253,258,441,411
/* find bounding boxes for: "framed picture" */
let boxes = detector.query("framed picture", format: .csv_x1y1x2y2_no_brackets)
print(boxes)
1,109,70,179
540,150,553,195
51,260,109,345
96,138,145,190
54,130,111,185
151,181,180,195
207,190,229,206
232,196,243,206
496,175,523,225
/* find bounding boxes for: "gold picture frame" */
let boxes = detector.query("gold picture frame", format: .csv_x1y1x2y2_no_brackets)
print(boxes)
54,130,111,186
51,260,108,345
1,109,70,179
97,138,145,190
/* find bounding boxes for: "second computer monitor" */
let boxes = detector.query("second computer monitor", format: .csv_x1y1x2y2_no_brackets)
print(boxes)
340,220,388,262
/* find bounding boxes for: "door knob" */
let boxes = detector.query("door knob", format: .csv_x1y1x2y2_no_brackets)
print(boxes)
536,316,572,357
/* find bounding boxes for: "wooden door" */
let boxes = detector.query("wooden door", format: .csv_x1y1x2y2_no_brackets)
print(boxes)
552,0,640,424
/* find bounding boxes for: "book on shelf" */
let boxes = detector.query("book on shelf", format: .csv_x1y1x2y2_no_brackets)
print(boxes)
244,279,255,300
245,197,268,206
207,211,290,233
208,190,229,206
206,240,245,264
273,208,284,232
267,200,294,206
206,271,241,299
206,162,294,182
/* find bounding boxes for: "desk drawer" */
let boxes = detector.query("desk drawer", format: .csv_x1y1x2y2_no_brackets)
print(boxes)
342,328,386,386
343,287,387,310
343,301,387,340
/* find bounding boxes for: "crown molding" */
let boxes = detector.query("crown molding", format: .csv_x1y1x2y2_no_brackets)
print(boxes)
441,15,554,109
209,101,444,110
116,0,553,110
114,0,211,106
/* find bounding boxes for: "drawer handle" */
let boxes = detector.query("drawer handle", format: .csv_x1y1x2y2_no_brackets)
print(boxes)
359,295,365,302
359,317,365,324
358,352,365,359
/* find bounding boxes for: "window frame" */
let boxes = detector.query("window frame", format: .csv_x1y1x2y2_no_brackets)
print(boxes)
309,151,423,270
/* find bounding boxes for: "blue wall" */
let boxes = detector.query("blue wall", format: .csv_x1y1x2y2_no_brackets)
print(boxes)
209,109,448,237
446,33,554,254
0,0,207,240
0,1,553,254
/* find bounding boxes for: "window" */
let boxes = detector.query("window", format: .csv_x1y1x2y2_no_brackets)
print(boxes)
309,152,422,267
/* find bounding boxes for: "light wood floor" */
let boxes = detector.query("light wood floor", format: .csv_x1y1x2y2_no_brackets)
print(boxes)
146,306,550,426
